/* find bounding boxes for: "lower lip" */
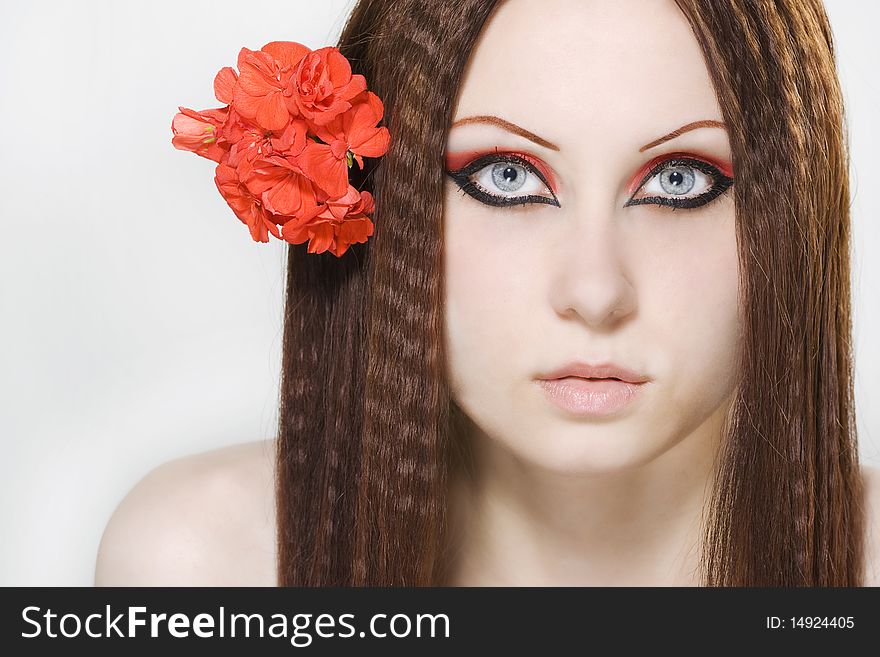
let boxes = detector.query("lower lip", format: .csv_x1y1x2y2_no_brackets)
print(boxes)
535,377,645,417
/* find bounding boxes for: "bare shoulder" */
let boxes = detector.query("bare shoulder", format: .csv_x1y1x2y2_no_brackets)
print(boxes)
862,463,880,587
94,439,277,586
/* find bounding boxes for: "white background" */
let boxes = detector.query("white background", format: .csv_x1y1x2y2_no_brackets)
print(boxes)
1,0,878,586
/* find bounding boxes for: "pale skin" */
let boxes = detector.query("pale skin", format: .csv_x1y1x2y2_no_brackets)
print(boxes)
95,0,880,586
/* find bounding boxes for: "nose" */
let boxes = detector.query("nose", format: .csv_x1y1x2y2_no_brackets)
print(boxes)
547,212,637,329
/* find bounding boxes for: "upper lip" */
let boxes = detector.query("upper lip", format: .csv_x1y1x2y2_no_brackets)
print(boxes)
535,361,651,384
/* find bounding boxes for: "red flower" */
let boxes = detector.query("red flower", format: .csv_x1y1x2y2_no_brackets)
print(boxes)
281,186,375,256
173,40,389,256
214,163,282,242
232,41,310,132
284,47,366,127
297,91,391,197
171,106,230,162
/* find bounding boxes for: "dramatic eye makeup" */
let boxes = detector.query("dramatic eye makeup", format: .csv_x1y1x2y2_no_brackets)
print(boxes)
445,149,560,208
445,117,733,211
624,152,734,210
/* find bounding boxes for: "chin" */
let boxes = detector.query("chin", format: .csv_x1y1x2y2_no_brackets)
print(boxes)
498,422,668,477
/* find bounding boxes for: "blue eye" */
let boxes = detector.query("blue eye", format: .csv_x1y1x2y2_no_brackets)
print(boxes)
625,157,733,210
488,162,530,193
446,153,559,208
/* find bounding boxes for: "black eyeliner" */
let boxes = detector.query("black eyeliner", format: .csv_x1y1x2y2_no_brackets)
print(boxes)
623,157,734,210
446,153,560,208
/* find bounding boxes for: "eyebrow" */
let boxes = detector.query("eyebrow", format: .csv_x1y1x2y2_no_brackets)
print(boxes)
449,115,560,151
639,119,726,152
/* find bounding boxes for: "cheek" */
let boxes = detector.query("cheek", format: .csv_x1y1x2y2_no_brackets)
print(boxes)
443,191,537,397
638,205,740,413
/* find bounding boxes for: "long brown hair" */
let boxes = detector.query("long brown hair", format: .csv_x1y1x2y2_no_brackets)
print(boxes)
275,0,864,586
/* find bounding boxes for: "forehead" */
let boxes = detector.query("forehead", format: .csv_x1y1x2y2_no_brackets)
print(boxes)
450,0,723,153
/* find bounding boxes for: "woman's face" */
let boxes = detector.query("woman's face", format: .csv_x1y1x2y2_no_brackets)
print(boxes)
443,0,741,474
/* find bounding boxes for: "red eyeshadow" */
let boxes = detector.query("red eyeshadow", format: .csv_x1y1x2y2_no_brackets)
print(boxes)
444,148,559,194
626,151,734,196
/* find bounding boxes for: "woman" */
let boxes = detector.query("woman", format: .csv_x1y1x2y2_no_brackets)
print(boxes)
95,0,880,586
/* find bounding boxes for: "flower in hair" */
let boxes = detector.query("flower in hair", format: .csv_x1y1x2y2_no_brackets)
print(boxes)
172,41,390,257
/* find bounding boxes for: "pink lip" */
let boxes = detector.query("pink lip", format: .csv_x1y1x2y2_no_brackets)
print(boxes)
536,361,651,384
534,361,651,418
535,378,645,417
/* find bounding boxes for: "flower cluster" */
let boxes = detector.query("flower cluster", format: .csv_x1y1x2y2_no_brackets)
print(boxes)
172,41,390,257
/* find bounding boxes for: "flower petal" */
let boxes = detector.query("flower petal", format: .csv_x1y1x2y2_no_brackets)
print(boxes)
232,84,264,120
214,67,238,104
263,171,318,217
307,222,335,254
255,92,290,132
214,164,270,242
352,126,390,158
337,217,373,249
280,216,311,244
270,118,307,155
261,41,311,70
322,48,352,83
297,142,348,198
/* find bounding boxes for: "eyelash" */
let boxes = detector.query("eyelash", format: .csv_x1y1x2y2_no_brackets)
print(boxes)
446,154,734,211
445,153,560,208
624,157,734,210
